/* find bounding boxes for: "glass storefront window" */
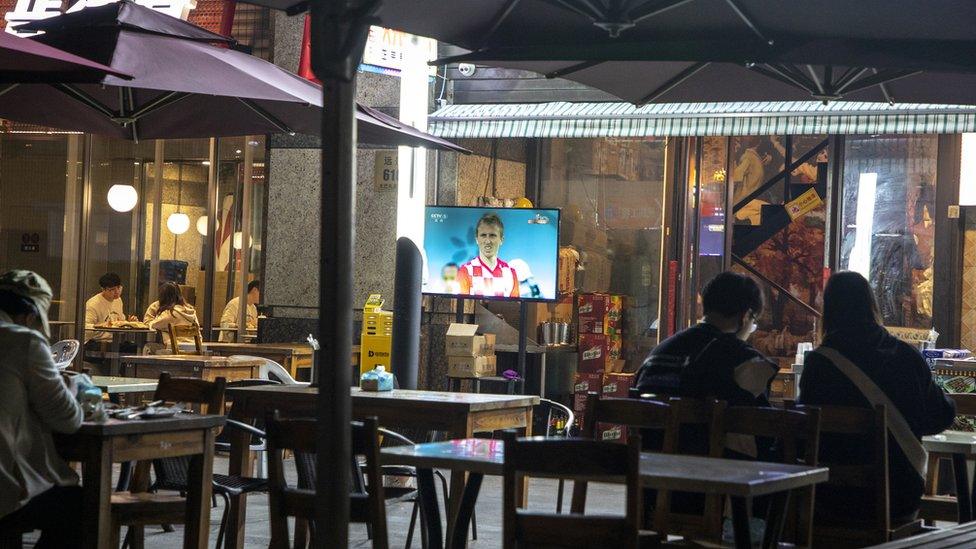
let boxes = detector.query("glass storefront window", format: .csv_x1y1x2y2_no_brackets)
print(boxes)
541,137,667,366
841,135,938,329
0,125,265,366
0,132,83,341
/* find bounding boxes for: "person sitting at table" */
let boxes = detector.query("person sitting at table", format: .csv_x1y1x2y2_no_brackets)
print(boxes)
799,271,955,522
219,279,259,342
148,282,199,348
143,285,162,323
637,271,777,401
83,272,138,354
0,270,83,548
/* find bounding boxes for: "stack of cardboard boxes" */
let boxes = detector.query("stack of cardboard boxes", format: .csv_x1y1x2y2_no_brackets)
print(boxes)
445,323,497,379
572,293,636,442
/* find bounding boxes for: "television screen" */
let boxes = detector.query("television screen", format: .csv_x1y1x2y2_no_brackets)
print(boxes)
422,206,560,302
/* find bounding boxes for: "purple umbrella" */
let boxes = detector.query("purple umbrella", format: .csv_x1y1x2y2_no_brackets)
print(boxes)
0,27,130,82
0,1,466,151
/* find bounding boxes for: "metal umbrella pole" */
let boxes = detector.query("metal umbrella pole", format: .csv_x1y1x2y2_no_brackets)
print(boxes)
309,0,376,546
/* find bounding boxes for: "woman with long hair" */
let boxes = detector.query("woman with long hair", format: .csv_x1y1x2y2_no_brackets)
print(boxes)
799,271,954,523
148,282,198,346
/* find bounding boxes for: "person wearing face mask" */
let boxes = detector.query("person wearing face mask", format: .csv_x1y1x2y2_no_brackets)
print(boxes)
636,271,777,414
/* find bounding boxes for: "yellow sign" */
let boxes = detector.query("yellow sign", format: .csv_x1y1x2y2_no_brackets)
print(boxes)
887,326,935,344
785,188,823,221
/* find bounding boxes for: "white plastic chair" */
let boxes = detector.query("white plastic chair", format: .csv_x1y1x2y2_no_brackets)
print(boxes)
227,355,309,386
50,339,80,370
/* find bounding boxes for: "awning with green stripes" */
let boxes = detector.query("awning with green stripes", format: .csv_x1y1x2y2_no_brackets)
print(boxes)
428,101,976,138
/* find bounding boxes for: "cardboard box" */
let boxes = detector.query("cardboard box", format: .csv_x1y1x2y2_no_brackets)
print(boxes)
447,355,497,378
572,372,603,430
577,293,623,335
445,323,496,357
602,372,636,398
598,423,627,443
557,246,580,293
768,370,797,403
578,333,622,373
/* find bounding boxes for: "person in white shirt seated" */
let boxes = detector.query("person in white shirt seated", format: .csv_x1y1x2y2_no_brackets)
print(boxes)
219,279,259,342
0,270,83,548
148,282,199,348
83,272,138,355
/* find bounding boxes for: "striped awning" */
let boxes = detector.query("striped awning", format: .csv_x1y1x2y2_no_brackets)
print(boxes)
428,101,976,139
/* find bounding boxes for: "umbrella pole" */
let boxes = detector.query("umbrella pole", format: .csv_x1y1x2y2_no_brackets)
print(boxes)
310,0,373,547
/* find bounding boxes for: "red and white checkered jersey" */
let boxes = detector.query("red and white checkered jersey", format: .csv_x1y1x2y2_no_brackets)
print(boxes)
457,256,520,298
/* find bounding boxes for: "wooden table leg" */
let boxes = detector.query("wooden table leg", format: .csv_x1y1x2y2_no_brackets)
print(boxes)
730,496,753,549
80,440,113,549
952,453,973,522
183,429,215,549
448,473,484,549
225,401,252,549
760,491,790,549
417,467,444,549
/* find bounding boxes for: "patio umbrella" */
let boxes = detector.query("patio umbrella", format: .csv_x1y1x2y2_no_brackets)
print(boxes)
434,44,976,106
0,30,131,83
0,1,466,151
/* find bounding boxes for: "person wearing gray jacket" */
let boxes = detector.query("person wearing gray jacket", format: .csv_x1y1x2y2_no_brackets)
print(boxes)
0,270,83,547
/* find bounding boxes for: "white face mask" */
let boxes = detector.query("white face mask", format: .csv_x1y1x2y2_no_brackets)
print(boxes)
738,313,757,341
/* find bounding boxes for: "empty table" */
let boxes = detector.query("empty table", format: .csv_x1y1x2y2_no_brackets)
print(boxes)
382,439,829,549
223,385,538,549
120,354,263,382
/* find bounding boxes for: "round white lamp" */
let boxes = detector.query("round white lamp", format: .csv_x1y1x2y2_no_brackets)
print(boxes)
196,216,219,236
233,231,253,250
106,184,138,212
167,212,191,235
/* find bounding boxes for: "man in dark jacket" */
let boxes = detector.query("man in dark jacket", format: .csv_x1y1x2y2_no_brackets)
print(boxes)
799,271,955,522
636,271,778,410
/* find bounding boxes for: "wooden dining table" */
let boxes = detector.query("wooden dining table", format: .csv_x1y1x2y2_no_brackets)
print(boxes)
382,438,830,549
86,327,157,375
922,431,976,522
53,414,225,549
223,385,539,549
202,342,315,380
119,354,264,383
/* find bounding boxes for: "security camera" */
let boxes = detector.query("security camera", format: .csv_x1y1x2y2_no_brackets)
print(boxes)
457,63,476,77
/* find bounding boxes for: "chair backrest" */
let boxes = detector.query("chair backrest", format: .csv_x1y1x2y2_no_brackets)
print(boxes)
583,392,671,439
265,413,388,549
653,396,726,541
502,431,641,549
791,403,889,547
571,393,670,512
167,323,203,354
153,372,226,414
50,339,80,370
710,405,821,547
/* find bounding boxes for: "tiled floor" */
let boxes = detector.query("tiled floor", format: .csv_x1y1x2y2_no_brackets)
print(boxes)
26,454,627,548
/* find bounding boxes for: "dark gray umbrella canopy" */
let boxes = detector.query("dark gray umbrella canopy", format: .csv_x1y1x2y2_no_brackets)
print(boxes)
0,1,466,151
437,52,976,106
0,28,130,83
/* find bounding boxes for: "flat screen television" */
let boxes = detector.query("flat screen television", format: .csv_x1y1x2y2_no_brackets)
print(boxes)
422,205,560,302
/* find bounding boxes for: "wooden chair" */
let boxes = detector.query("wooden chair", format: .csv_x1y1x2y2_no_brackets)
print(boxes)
167,323,204,354
572,392,670,513
791,403,922,547
653,397,727,542
111,373,227,548
266,413,388,549
501,431,643,549
708,405,821,547
920,393,976,523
